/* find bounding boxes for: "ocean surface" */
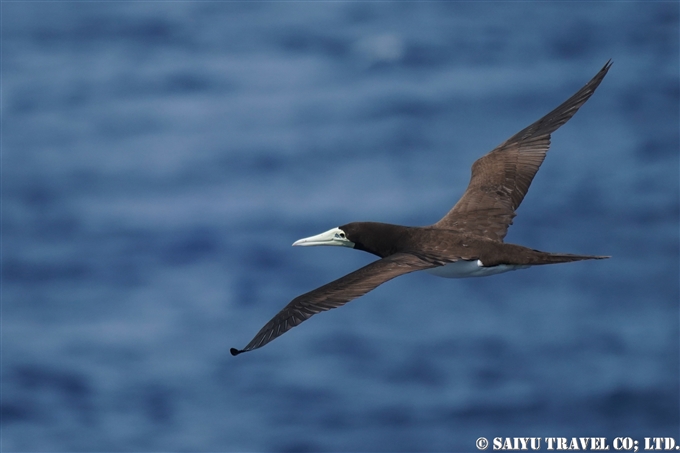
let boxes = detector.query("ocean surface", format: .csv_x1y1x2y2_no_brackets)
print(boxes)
3,2,679,452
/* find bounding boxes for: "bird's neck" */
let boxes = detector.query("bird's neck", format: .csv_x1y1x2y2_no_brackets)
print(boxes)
349,222,412,258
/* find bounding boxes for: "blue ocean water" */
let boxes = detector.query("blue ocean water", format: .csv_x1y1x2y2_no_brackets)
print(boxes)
2,2,679,451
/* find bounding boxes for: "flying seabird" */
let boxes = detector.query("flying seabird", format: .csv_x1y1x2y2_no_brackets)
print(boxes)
231,60,612,356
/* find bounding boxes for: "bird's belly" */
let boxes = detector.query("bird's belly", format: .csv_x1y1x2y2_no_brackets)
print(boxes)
425,260,530,279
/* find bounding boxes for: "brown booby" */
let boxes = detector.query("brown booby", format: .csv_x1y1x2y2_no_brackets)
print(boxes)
231,61,612,356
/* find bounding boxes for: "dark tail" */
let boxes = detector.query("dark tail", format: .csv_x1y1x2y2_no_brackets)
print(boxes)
531,252,610,265
490,243,610,266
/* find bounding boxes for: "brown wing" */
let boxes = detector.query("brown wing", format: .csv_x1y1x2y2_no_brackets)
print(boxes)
434,60,612,241
231,253,442,355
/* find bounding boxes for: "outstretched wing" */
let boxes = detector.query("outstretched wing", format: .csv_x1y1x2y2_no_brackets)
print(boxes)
231,253,442,355
434,60,612,241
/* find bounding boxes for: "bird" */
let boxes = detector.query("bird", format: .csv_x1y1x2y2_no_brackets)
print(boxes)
231,60,612,356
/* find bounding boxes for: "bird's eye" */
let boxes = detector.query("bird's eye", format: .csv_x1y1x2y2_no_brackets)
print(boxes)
339,233,345,238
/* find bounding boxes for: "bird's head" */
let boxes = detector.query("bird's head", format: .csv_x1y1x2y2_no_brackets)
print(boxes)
293,222,396,258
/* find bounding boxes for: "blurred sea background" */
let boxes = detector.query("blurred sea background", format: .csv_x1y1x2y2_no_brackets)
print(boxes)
3,2,679,452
